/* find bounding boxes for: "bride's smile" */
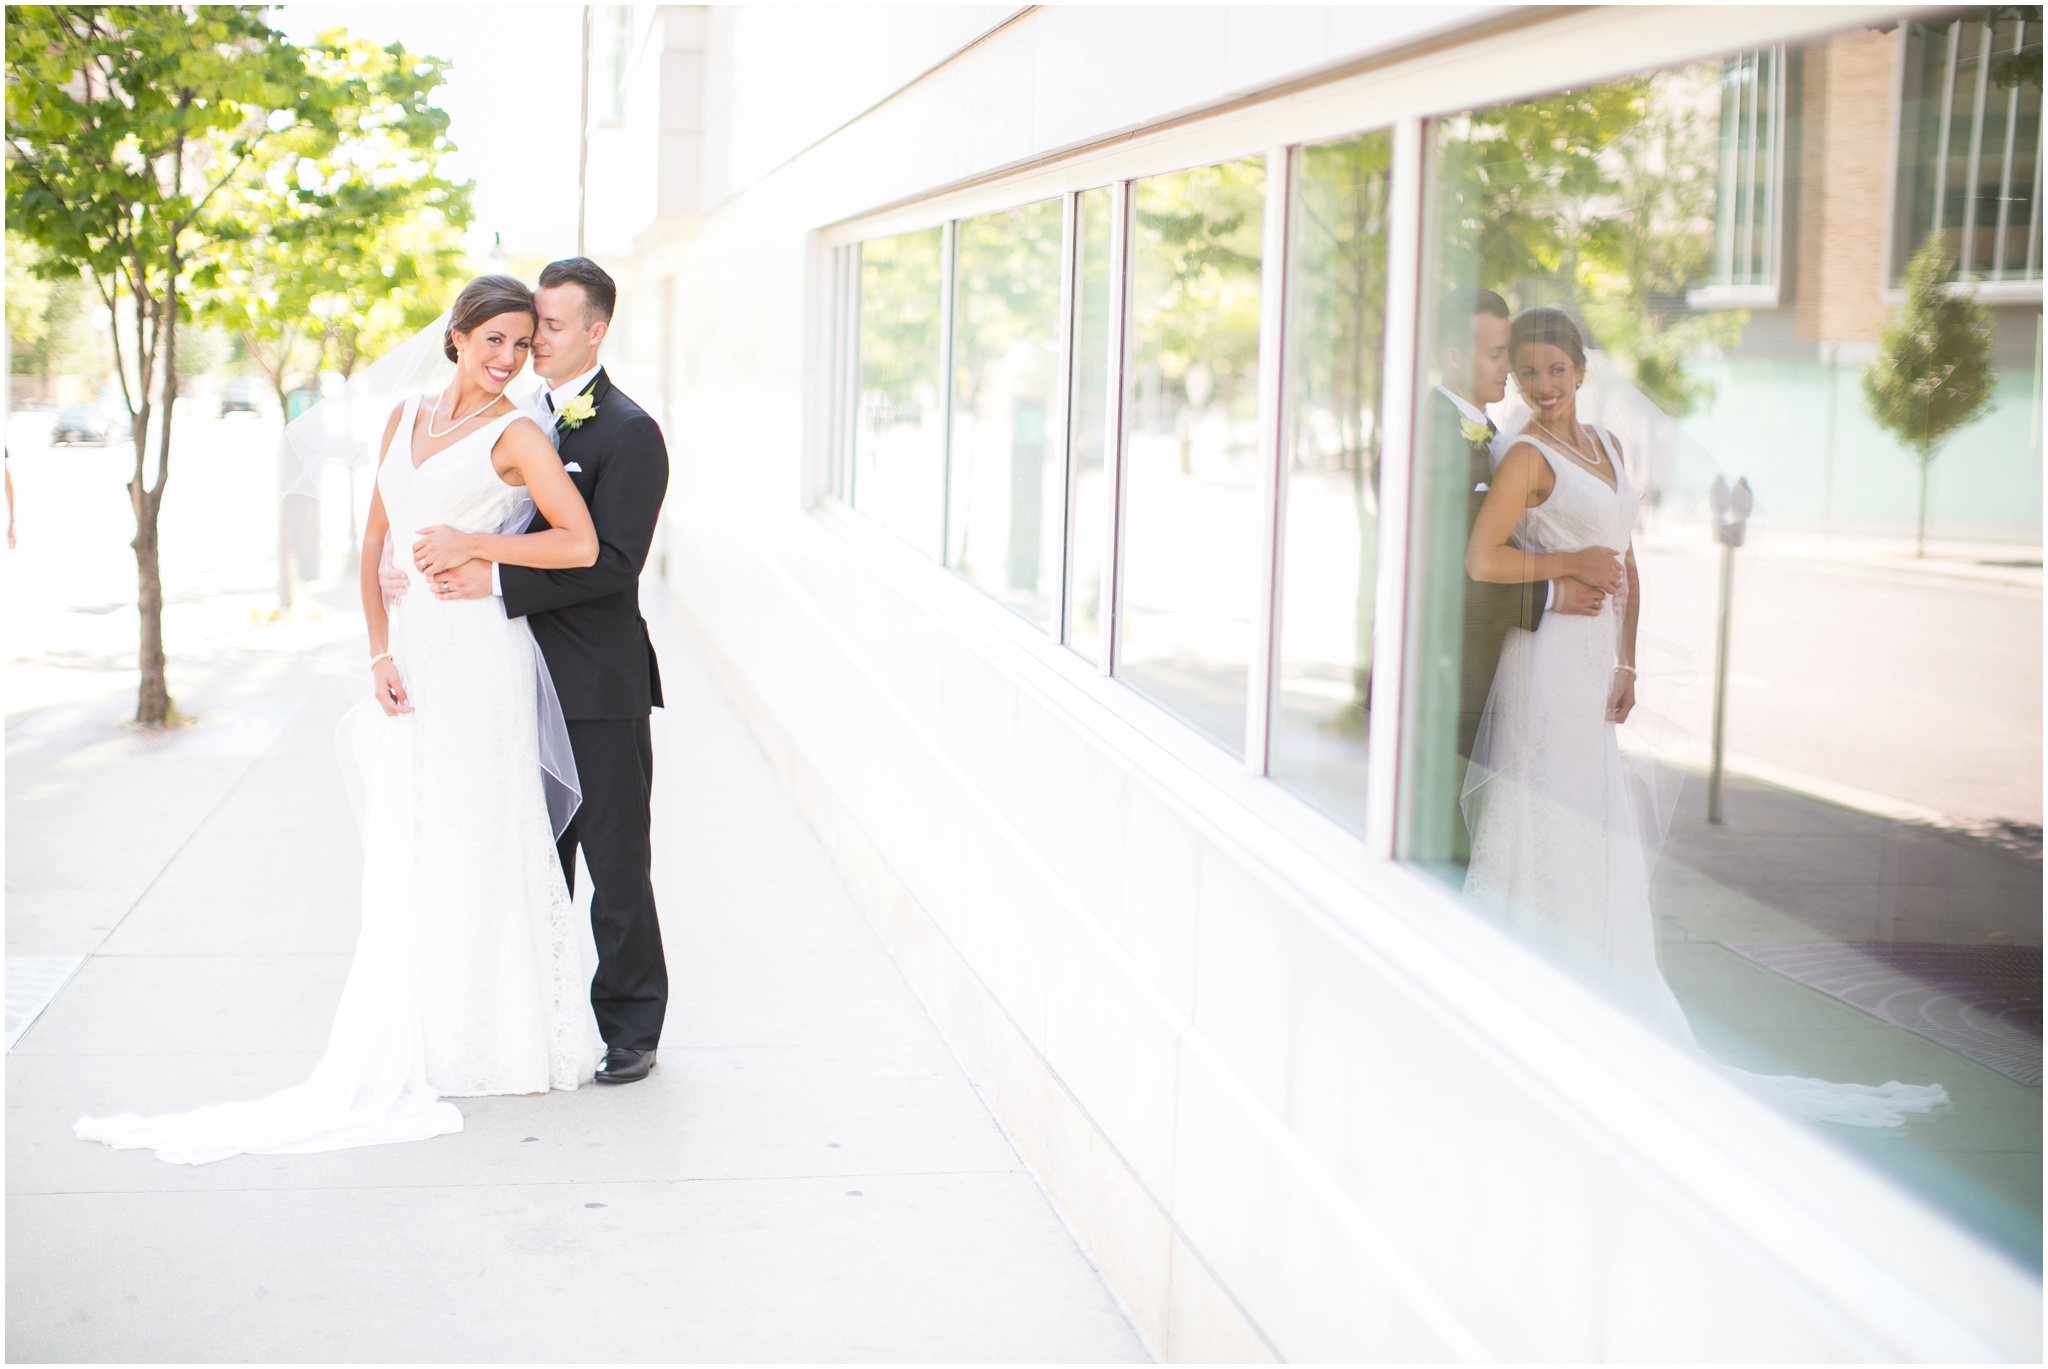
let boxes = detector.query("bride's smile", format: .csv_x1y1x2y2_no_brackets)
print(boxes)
449,313,534,397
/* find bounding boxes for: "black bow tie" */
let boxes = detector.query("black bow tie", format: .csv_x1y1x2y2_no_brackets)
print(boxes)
545,392,555,413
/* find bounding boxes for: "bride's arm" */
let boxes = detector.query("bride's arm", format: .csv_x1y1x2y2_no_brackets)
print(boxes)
411,419,599,574
359,406,411,715
1609,544,1641,723
1465,444,1622,590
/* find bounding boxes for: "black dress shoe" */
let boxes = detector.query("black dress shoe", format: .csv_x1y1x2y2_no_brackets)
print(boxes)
595,1047,656,1084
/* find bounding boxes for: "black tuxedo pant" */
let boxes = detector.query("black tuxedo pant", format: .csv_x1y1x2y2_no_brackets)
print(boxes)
558,718,667,1051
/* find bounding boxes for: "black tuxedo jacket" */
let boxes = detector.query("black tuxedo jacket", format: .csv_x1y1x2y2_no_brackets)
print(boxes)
1437,389,1545,759
501,369,668,720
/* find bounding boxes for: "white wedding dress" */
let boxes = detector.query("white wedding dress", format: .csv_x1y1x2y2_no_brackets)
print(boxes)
76,396,598,1165
1462,427,1947,1128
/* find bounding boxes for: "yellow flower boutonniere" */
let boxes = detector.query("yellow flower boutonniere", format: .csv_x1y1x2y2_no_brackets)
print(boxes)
557,391,597,431
1459,416,1491,446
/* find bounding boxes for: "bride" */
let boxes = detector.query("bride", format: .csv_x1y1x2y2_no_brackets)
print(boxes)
75,275,602,1164
1460,306,1946,1129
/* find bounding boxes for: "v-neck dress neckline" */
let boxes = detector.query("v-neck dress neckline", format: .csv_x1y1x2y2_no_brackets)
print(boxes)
407,393,520,472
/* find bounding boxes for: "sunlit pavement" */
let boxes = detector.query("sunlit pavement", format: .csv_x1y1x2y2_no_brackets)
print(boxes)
3,410,1145,1362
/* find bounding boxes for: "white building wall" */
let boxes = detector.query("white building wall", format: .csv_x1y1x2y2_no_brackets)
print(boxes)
587,6,2042,1360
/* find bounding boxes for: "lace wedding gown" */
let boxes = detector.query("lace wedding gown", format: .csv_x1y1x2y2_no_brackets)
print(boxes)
1462,427,1946,1129
76,396,598,1165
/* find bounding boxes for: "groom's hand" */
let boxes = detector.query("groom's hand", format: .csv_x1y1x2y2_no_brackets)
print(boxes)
1551,577,1606,617
430,560,496,601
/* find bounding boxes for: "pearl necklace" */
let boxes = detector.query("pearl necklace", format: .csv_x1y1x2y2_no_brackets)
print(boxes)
422,388,501,439
1532,416,1606,467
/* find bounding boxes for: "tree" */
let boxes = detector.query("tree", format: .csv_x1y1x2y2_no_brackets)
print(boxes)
1289,132,1392,716
1131,157,1265,427
8,232,113,400
1432,65,1743,419
7,6,313,725
194,32,471,408
1862,233,1998,556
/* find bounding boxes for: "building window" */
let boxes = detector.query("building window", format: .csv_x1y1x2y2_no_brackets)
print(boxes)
1690,47,1786,308
1065,187,1118,664
853,228,946,558
1894,11,2043,289
1269,132,1394,830
947,199,1066,630
1118,158,1268,756
1413,40,2040,1265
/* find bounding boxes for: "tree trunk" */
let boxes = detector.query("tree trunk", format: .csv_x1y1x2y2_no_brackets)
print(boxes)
136,266,180,726
134,493,169,723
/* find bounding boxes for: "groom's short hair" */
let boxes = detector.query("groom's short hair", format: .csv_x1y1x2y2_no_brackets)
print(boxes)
539,257,617,327
1437,286,1509,351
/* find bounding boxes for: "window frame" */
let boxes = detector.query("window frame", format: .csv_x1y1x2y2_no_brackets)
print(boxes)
1688,46,1789,310
1883,12,2046,304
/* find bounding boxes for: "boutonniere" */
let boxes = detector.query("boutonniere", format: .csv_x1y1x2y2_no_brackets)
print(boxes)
556,391,597,431
1459,416,1491,446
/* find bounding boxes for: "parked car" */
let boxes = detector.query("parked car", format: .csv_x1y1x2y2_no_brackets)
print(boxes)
219,377,263,417
51,403,133,447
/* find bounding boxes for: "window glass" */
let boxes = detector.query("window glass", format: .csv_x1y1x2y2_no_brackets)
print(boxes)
829,245,854,500
1270,133,1393,829
1066,187,1115,662
947,200,1066,628
1696,49,1783,300
1411,29,2043,1264
854,228,945,557
1120,158,1266,754
1895,12,2043,284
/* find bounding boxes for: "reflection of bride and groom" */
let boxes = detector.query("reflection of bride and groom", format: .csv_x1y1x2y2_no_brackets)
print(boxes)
1436,288,1946,1129
77,260,672,1163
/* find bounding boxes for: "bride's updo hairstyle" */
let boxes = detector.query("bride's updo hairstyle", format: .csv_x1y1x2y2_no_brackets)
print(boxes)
443,275,538,362
1509,305,1588,367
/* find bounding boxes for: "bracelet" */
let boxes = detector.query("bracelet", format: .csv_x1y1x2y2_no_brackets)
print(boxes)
1614,664,1636,676
370,651,394,668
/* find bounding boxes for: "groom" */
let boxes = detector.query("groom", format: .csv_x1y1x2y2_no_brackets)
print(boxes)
396,257,670,1084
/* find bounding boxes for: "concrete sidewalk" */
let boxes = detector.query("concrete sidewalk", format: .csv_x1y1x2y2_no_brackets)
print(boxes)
6,593,1148,1362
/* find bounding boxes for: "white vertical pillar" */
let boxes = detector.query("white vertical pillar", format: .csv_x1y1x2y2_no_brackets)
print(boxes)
1365,116,1428,860
1245,146,1293,776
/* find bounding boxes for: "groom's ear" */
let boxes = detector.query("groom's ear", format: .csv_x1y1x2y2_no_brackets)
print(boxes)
587,318,610,348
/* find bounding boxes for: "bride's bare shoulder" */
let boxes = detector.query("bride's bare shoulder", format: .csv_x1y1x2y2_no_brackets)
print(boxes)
377,397,419,464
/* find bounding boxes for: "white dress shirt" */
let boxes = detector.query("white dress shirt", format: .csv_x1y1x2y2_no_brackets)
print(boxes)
545,364,602,420
1436,384,1490,430
1439,384,1556,611
495,363,603,596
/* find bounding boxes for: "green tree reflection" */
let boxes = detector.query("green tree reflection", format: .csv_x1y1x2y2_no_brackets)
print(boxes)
951,202,1061,417
858,228,943,419
1435,67,1743,418
1132,159,1265,420
1287,134,1392,718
